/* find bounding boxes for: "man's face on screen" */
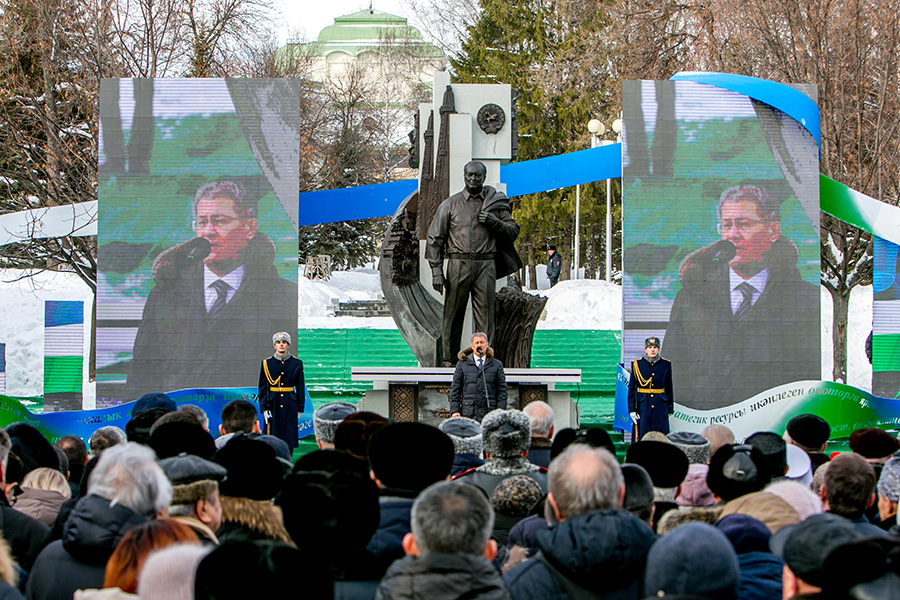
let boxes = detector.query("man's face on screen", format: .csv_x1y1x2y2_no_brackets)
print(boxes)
718,199,780,274
194,195,256,264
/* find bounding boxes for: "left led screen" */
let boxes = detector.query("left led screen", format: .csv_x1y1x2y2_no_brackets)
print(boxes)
97,79,300,405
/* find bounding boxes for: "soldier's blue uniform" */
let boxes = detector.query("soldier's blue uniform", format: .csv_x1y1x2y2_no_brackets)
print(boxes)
627,355,674,437
258,353,304,450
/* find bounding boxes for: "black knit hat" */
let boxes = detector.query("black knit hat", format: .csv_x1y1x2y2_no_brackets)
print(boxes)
707,444,771,501
625,440,689,488
214,436,284,501
126,407,169,446
368,422,453,495
786,414,831,449
150,421,216,460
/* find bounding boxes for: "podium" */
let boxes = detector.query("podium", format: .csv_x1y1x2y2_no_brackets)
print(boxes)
352,367,581,431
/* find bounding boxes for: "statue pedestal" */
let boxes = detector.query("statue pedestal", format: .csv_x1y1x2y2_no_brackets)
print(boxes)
352,367,581,430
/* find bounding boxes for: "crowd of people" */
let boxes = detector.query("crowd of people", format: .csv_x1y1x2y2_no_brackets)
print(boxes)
0,393,899,599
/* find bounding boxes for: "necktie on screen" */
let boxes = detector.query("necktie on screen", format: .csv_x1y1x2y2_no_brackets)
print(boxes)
208,280,231,320
734,282,756,321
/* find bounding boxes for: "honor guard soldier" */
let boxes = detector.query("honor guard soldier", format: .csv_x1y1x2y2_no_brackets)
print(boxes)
258,331,305,450
627,337,674,438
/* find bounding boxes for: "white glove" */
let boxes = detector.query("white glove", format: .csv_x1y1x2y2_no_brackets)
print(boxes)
629,412,640,424
264,410,273,420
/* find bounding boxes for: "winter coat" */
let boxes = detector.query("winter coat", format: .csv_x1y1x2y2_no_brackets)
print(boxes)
0,492,48,573
454,457,548,498
365,498,414,578
507,515,548,555
0,584,22,600
451,453,484,477
13,488,67,527
215,496,292,546
450,347,507,422
736,551,783,600
25,494,147,600
526,438,552,469
375,553,511,600
504,509,656,600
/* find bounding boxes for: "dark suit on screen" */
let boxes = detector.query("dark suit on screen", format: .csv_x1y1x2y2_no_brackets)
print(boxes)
129,233,296,399
663,237,819,410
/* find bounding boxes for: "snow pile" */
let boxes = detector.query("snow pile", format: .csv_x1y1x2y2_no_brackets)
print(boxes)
298,268,396,329
533,279,622,330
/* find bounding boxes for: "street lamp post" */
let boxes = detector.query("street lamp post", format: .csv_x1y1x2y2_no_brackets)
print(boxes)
578,119,605,281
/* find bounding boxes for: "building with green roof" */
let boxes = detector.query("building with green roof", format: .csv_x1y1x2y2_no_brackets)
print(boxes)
286,7,447,100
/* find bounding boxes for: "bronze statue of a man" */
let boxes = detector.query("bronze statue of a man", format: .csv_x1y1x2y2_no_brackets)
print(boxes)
426,161,522,365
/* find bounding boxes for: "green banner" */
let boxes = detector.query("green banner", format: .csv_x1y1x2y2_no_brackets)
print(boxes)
670,380,900,440
820,174,900,245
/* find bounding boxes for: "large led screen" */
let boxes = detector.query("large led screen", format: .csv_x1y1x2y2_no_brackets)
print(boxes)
622,80,821,412
97,79,300,404
874,236,900,399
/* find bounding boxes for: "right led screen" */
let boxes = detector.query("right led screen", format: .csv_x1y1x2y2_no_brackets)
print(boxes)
622,80,821,411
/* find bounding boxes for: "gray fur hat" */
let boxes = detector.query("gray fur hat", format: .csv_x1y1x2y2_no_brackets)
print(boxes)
668,431,711,464
313,401,357,443
878,456,900,503
439,417,483,456
482,410,531,458
272,331,291,345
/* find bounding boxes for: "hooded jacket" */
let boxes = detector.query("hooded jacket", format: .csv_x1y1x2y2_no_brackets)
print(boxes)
449,347,507,422
26,495,147,600
375,553,511,600
215,495,292,546
128,233,296,399
13,487,67,527
503,509,656,600
663,236,820,410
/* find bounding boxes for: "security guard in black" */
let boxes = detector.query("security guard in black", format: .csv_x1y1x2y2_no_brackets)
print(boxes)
627,337,674,437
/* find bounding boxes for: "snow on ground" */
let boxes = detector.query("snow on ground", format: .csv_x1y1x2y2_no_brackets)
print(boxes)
0,265,875,406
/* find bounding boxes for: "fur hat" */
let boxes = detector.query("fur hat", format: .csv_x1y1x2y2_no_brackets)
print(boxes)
368,422,453,495
746,431,788,479
313,402,357,444
877,456,900,503
656,506,723,534
133,392,176,416
677,463,716,507
786,414,831,449
149,421,216,460
139,543,210,600
439,417,483,456
214,436,284,501
482,410,531,458
625,441,689,488
668,431,711,464
849,428,900,459
645,522,740,600
491,475,543,518
640,431,671,443
707,444,771,501
272,331,291,346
